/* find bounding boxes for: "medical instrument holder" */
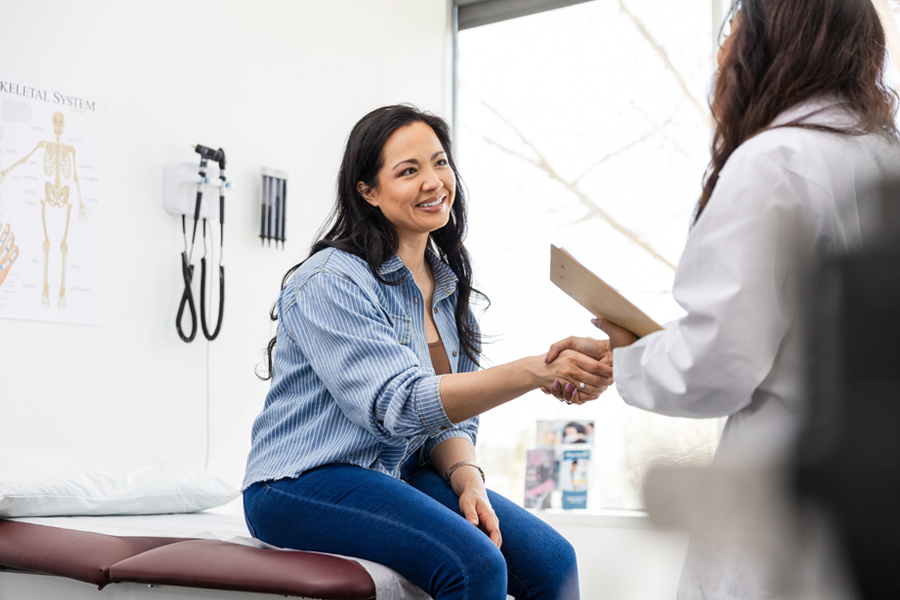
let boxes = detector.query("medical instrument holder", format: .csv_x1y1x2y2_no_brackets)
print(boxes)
163,161,233,219
260,166,288,249
164,149,230,343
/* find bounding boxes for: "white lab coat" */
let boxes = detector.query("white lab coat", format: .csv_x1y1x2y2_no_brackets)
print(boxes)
613,98,899,599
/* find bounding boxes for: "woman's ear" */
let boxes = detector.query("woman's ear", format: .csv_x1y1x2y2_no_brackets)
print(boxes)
357,181,378,207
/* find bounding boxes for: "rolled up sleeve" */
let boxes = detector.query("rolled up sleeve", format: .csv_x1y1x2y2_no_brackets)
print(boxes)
284,269,454,440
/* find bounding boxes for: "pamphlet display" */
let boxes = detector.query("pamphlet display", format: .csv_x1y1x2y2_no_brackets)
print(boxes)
525,420,594,509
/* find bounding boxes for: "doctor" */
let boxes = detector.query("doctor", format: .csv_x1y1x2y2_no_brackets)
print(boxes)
545,0,899,597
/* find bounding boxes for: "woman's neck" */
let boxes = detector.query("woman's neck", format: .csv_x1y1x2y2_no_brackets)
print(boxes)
396,234,430,278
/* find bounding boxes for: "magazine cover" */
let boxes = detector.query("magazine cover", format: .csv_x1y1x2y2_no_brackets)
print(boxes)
529,420,594,509
536,420,594,448
560,447,591,509
524,449,556,509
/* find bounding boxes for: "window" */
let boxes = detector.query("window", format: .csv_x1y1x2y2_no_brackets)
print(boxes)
456,0,721,509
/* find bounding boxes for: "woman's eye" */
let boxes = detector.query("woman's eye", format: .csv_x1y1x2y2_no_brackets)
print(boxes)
400,167,416,176
436,159,448,166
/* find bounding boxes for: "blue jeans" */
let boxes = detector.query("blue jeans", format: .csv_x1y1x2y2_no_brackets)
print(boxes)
243,461,579,600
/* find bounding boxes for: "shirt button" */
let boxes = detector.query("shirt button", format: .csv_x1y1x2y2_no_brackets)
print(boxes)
440,426,447,431
433,307,438,313
414,297,418,304
452,351,457,357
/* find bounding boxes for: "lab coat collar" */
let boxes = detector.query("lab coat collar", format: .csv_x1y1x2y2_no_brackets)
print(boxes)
769,95,856,130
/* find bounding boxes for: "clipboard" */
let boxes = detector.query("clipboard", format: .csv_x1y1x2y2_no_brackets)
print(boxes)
549,245,663,338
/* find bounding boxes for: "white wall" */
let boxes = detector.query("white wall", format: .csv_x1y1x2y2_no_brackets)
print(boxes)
0,0,453,482
0,3,689,598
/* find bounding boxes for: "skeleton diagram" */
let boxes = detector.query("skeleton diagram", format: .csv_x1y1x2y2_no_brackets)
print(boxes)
0,222,19,287
0,112,87,308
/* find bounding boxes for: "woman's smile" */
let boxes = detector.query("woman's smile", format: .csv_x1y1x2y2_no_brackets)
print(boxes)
416,194,447,211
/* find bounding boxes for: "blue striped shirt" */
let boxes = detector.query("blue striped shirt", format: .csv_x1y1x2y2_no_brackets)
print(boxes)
242,247,480,491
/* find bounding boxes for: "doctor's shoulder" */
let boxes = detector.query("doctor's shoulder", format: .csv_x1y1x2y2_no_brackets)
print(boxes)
715,126,856,202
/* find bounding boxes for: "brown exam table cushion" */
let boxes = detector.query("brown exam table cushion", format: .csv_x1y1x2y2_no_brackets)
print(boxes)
108,539,377,599
0,519,189,587
0,519,377,599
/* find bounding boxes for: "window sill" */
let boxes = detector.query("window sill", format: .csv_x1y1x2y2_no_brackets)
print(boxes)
528,508,677,531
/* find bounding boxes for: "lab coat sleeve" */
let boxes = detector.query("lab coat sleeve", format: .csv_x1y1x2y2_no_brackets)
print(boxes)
283,269,455,440
613,153,809,418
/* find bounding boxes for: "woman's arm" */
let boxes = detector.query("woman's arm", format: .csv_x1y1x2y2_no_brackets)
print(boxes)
439,351,611,423
429,436,501,548
291,270,612,438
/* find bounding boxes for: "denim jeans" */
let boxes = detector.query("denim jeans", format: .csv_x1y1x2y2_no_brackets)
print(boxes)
243,461,579,600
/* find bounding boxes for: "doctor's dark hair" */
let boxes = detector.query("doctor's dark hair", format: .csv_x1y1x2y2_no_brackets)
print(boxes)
261,104,487,380
698,0,898,221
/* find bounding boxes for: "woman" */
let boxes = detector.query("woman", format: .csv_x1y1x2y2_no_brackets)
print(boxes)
242,105,610,600
546,0,899,597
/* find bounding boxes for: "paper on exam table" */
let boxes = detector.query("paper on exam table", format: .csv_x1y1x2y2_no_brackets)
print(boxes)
549,245,663,338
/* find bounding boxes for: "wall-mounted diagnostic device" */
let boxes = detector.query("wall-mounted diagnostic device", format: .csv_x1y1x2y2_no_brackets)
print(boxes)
163,145,231,343
260,167,287,249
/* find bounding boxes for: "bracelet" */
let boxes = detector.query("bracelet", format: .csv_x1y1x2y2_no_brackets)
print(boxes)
444,461,485,483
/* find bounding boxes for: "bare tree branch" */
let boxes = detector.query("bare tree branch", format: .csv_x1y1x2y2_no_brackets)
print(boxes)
460,93,678,272
630,101,706,170
573,130,656,185
618,0,713,129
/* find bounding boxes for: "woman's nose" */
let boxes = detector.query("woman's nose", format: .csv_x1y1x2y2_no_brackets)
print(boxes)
422,169,444,191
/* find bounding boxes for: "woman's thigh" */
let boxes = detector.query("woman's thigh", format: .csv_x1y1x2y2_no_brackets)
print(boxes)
406,465,580,600
243,464,507,600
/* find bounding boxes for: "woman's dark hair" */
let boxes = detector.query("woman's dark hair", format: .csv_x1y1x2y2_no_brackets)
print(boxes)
698,0,898,221
261,104,487,379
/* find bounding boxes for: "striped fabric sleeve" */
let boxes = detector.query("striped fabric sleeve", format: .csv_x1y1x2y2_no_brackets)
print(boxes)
286,269,455,439
422,415,479,459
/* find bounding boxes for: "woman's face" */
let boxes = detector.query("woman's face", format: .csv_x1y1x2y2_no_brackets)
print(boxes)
358,121,456,244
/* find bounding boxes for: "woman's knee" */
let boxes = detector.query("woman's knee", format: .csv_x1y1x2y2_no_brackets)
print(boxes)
434,530,507,600
540,535,579,599
465,535,508,599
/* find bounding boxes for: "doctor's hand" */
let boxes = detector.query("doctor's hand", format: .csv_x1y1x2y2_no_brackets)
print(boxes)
534,347,612,404
592,317,638,350
454,470,502,549
542,336,614,404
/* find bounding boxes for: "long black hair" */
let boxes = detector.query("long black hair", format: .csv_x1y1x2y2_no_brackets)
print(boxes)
261,104,488,379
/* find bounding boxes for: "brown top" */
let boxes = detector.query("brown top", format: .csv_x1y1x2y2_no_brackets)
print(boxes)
429,340,452,375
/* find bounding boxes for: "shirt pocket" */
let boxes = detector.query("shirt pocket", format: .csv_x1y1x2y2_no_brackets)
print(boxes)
390,313,411,345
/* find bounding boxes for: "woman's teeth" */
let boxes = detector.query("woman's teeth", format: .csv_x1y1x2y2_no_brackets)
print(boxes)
419,197,443,208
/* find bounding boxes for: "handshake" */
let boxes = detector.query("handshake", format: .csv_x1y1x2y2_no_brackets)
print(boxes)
538,317,639,405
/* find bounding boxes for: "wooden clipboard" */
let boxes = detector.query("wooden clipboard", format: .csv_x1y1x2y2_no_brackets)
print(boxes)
550,245,663,338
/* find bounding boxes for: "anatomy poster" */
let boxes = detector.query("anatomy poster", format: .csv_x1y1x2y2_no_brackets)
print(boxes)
0,73,103,325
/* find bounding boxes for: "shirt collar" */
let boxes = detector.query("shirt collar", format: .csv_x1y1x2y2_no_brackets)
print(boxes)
377,249,459,298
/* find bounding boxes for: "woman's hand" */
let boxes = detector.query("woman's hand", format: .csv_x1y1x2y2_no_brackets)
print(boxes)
454,470,502,549
541,323,633,403
533,347,612,404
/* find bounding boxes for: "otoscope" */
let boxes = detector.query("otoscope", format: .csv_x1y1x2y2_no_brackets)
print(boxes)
176,145,226,343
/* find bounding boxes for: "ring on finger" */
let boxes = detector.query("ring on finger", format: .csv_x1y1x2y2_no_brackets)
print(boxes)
579,382,586,391
565,400,573,405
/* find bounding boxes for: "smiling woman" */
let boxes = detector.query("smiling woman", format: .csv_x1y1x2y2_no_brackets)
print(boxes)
242,105,614,600
357,122,456,245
